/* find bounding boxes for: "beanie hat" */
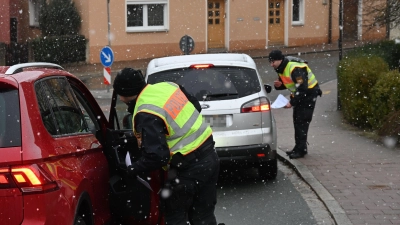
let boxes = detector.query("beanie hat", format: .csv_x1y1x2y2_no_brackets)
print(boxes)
268,50,284,62
113,68,146,97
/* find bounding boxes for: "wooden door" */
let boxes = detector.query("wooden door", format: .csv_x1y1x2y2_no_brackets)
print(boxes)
343,0,358,41
208,0,225,49
268,0,284,45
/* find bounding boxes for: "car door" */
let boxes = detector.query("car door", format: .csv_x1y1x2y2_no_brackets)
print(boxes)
106,90,165,225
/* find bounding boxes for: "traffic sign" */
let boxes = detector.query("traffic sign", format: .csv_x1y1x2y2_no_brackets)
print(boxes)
179,35,195,55
100,46,114,67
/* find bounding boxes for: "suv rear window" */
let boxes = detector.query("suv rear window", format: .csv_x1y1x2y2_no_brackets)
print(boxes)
0,89,21,147
147,66,261,101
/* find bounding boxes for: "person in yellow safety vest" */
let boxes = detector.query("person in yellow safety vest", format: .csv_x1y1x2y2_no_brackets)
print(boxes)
113,68,220,225
268,50,322,159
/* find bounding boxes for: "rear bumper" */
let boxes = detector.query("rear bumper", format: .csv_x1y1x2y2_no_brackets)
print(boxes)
216,144,276,167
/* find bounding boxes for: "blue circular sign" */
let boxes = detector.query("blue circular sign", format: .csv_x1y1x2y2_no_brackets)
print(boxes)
100,46,114,67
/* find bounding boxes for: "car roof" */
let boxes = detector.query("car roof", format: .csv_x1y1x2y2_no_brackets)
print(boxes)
0,63,74,83
146,53,257,75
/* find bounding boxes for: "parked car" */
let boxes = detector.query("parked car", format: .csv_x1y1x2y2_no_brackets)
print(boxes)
0,63,164,225
146,53,278,180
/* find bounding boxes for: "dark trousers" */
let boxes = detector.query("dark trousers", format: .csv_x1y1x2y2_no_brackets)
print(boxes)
292,94,317,153
164,149,220,225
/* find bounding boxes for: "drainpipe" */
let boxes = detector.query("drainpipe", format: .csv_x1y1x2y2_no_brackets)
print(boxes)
328,0,332,43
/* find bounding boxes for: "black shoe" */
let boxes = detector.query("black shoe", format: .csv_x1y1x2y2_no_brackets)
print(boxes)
286,150,294,155
289,151,306,159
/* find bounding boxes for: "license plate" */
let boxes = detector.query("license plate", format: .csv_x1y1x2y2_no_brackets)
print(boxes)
203,115,230,127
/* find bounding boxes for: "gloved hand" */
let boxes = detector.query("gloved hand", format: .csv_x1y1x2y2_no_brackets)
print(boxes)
126,165,138,178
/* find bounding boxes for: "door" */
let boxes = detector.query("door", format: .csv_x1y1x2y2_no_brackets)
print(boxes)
343,0,358,41
107,91,165,225
268,0,284,45
208,0,225,49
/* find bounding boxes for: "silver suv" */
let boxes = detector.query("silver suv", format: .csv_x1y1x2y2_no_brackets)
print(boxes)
146,53,277,179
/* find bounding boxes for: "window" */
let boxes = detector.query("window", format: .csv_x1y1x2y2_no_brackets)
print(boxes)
35,78,92,136
292,0,304,25
28,0,42,27
147,67,261,101
0,89,21,147
126,0,169,32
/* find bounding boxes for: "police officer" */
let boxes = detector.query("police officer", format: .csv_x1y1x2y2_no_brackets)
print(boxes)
268,50,322,159
113,68,220,225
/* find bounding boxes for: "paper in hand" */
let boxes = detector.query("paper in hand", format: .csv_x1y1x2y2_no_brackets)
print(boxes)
125,151,132,166
271,94,289,109
125,152,153,191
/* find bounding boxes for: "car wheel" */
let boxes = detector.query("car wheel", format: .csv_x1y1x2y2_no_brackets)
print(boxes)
258,159,277,180
74,215,87,225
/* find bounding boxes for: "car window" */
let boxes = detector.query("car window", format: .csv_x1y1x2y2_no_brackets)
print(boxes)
71,86,101,132
147,66,261,101
0,89,22,147
114,97,132,130
35,77,91,136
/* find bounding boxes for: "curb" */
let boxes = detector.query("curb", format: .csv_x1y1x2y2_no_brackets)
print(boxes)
277,149,352,225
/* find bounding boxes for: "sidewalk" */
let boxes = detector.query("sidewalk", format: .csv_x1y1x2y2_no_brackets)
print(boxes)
274,80,400,225
81,40,400,225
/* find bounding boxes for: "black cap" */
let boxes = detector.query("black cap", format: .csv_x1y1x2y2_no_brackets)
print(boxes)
268,50,284,62
113,68,146,97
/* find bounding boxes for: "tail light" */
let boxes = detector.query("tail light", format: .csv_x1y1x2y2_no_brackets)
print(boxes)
189,64,214,69
241,97,270,113
0,164,59,194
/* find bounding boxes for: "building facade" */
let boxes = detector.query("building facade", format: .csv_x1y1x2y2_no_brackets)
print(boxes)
0,0,386,65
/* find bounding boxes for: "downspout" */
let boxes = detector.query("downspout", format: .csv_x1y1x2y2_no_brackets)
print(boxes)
328,0,332,43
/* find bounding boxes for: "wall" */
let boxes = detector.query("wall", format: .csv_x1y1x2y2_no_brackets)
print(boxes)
228,0,266,51
84,0,207,64
287,0,338,46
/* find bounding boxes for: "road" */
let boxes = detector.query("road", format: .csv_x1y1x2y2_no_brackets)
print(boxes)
90,51,340,225
214,51,340,224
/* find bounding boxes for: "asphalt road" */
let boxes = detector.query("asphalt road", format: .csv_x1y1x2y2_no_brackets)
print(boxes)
213,51,340,224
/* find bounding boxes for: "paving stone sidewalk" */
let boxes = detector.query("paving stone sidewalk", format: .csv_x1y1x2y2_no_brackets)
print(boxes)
274,80,400,225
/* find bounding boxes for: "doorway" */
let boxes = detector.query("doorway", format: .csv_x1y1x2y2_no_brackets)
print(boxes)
268,0,284,45
343,0,358,41
207,0,225,49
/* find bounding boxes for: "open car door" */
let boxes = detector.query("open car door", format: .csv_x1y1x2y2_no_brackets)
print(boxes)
105,91,165,225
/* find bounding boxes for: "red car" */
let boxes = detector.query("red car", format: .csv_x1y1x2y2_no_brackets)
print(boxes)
0,63,164,225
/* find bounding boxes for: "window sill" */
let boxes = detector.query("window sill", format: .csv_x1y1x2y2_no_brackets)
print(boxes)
126,28,169,33
292,21,304,26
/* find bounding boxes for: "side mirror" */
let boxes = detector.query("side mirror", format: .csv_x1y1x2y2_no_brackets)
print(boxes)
264,84,272,93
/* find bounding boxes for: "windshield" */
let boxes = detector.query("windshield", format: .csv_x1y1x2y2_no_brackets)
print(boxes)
147,67,261,101
0,89,21,147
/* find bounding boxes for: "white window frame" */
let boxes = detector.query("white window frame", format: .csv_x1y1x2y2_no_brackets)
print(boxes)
125,0,169,32
291,0,304,26
28,0,41,27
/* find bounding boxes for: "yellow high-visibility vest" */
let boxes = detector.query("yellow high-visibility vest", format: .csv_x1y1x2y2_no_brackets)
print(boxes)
279,61,318,92
133,82,212,156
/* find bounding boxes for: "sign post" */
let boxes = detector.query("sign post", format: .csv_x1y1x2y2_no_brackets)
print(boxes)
100,46,114,92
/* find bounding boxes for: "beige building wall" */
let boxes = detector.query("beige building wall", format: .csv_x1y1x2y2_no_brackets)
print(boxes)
81,0,208,64
287,1,339,46
228,0,266,51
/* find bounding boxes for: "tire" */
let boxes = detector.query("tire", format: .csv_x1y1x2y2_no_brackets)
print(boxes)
74,215,87,225
258,159,278,180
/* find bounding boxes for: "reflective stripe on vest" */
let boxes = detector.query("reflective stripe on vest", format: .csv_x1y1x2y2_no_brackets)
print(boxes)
133,82,212,155
279,61,318,92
